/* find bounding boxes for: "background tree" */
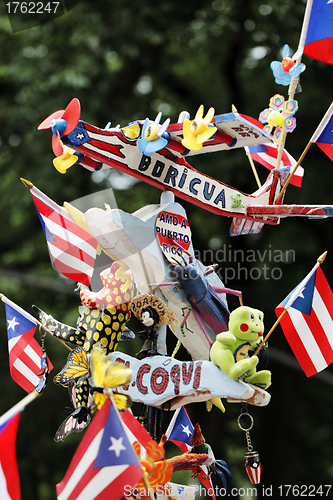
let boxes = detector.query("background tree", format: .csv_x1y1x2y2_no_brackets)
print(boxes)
0,1,333,498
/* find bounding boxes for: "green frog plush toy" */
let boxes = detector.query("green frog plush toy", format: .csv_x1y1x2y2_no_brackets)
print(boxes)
210,306,271,389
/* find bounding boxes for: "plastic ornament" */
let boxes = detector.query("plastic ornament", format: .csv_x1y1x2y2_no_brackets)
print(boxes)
270,44,306,86
259,94,298,144
137,112,171,156
182,105,217,151
38,98,81,156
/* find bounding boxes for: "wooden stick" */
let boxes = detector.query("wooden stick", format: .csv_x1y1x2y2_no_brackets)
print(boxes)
141,468,155,500
245,148,262,188
273,7,308,194
275,140,312,204
0,389,40,426
252,309,288,357
253,251,327,357
231,105,261,188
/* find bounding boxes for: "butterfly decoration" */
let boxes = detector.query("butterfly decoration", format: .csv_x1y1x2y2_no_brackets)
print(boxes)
54,381,92,442
89,346,133,411
270,44,306,86
53,346,89,387
137,112,171,156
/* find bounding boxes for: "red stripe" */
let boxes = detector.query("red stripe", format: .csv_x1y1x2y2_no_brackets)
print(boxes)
88,137,126,159
301,308,333,367
316,143,333,161
316,267,333,318
10,366,36,393
11,349,40,376
47,236,95,268
0,413,21,500
65,462,138,500
83,122,135,146
32,193,97,247
304,38,333,65
95,466,142,500
9,330,40,367
9,327,36,356
52,258,92,286
121,410,151,447
248,205,330,216
276,305,317,376
77,143,128,171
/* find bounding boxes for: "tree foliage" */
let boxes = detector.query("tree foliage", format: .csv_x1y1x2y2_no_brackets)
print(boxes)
0,1,333,498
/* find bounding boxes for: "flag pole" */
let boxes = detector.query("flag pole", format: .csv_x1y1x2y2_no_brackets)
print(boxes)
275,100,333,204
274,140,312,204
231,105,262,188
253,251,327,357
141,468,155,500
1,294,72,351
0,389,40,427
273,0,313,193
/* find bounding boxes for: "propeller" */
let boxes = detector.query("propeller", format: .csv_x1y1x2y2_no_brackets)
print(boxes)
181,105,217,151
38,98,81,156
137,112,170,156
53,145,82,174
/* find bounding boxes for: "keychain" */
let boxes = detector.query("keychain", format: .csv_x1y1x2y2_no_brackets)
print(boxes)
237,407,261,484
35,325,50,394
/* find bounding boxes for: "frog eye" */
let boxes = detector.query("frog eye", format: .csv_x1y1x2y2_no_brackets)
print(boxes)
258,314,262,321
183,272,188,278
249,313,255,322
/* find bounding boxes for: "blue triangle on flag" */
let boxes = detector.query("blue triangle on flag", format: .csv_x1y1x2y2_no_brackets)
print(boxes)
282,271,316,316
318,115,333,145
168,407,193,447
94,402,140,469
5,304,36,340
35,209,56,243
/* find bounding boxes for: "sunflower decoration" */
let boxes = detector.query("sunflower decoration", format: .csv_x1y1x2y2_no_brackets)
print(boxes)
89,346,133,412
132,439,173,499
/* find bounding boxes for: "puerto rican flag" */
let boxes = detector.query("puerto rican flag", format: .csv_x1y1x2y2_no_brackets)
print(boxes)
2,296,52,393
30,186,97,286
275,263,333,377
302,0,333,65
56,399,143,500
165,407,216,500
0,412,21,500
310,102,333,161
246,144,304,187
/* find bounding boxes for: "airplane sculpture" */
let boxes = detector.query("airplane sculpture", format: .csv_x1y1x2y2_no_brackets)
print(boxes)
38,99,333,236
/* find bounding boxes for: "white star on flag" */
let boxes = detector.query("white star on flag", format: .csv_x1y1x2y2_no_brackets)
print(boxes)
7,317,19,331
108,436,126,457
181,424,192,437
